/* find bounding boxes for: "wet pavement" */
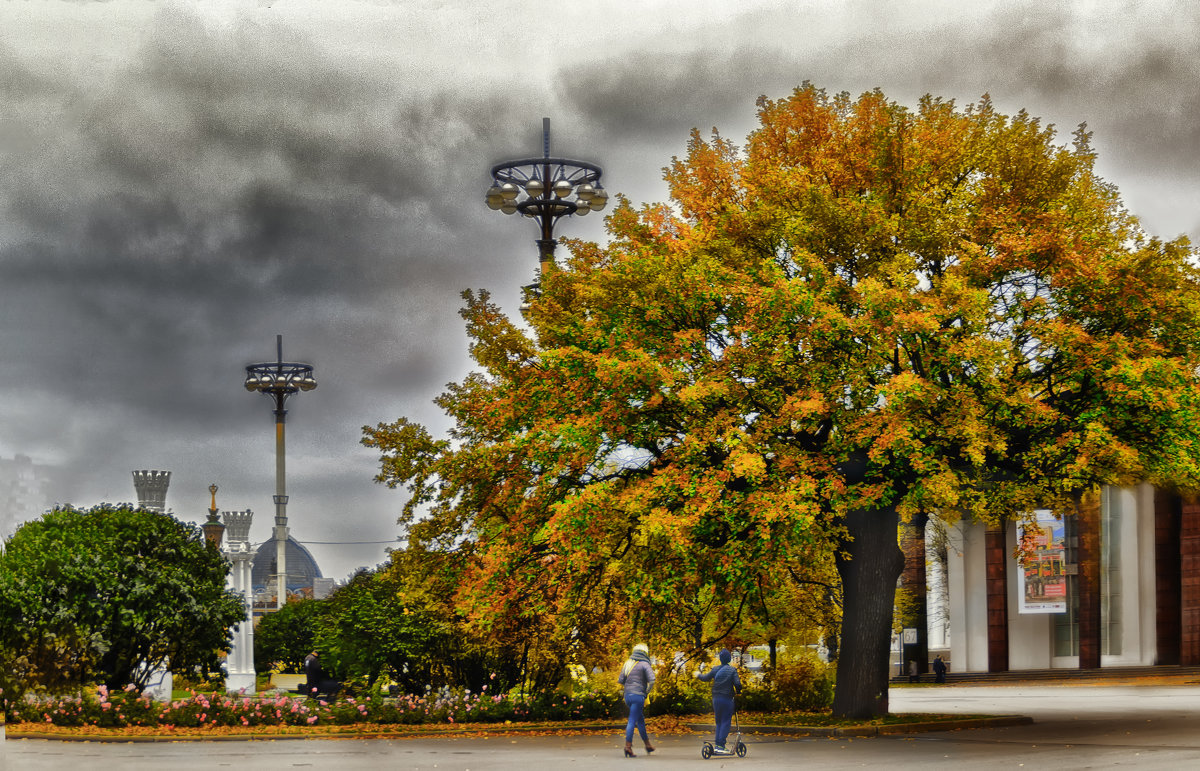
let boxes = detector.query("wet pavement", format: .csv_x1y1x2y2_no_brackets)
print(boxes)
8,681,1200,770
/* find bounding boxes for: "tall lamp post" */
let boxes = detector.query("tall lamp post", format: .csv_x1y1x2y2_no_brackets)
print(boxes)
486,117,609,279
244,335,316,610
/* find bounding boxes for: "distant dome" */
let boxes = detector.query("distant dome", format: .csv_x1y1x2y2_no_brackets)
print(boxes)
251,536,323,593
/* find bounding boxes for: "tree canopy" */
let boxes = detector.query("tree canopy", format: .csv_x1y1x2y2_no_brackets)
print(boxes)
0,504,246,698
254,596,323,675
366,83,1200,718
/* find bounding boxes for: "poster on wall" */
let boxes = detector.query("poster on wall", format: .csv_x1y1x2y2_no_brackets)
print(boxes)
1017,510,1067,614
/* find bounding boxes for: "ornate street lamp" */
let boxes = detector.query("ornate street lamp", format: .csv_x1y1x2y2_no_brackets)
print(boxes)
486,117,608,277
201,482,226,549
244,334,316,610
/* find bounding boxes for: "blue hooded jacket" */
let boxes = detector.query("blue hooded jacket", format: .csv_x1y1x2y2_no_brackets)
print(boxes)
697,650,742,698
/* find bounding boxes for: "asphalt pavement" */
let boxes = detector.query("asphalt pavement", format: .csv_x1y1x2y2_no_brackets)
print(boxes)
7,682,1200,770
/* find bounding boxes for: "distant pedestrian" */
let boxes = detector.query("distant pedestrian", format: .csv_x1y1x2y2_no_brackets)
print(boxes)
618,643,656,758
301,650,341,700
908,659,920,683
695,649,742,756
304,650,322,696
933,655,947,684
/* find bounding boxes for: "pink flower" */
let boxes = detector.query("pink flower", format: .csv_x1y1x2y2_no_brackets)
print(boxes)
307,716,318,725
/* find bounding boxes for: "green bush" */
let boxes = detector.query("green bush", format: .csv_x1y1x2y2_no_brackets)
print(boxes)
645,668,709,716
6,653,832,730
738,675,777,712
767,650,835,711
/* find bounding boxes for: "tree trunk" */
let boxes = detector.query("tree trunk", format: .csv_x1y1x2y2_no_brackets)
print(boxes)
768,638,777,671
832,506,905,719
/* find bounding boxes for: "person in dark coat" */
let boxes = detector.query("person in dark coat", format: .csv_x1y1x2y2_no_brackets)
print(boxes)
695,649,742,755
303,651,322,697
617,643,656,757
933,655,948,684
303,650,342,700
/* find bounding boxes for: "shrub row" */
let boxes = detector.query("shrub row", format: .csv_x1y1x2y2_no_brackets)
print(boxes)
5,684,622,728
7,659,833,728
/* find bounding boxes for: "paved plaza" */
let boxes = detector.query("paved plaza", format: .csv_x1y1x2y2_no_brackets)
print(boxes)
8,682,1200,769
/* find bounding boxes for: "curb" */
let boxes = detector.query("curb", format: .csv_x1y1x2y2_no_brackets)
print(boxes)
4,722,629,743
6,715,1034,743
684,715,1032,737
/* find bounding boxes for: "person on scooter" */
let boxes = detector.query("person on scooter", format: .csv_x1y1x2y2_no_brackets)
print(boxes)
695,648,742,755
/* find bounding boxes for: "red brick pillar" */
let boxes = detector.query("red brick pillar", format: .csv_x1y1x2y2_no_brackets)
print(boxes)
1181,498,1200,665
1077,492,1102,670
985,523,1009,673
1155,490,1181,665
900,515,929,675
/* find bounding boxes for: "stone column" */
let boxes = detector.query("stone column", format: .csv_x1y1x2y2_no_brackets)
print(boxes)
132,469,173,696
132,469,171,512
223,509,257,693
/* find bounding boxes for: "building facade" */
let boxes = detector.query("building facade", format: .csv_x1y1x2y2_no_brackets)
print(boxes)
251,535,324,617
943,483,1200,671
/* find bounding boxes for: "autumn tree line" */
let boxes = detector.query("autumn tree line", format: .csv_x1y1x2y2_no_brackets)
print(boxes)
4,84,1200,720
363,83,1200,718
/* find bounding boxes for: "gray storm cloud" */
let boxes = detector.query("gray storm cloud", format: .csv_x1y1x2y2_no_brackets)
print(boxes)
0,0,1196,578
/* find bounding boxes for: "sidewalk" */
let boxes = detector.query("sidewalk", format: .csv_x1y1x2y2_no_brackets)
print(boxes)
892,663,1200,687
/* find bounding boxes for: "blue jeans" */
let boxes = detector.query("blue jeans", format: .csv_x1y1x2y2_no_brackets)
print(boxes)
624,694,648,744
713,694,735,747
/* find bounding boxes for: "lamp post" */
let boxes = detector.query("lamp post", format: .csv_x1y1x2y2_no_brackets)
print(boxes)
201,483,226,549
486,117,608,281
244,334,316,610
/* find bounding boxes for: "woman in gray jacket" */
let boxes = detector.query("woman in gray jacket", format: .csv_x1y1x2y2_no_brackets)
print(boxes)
617,642,656,757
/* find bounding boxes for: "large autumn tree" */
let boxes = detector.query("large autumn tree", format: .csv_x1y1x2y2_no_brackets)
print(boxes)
367,84,1200,717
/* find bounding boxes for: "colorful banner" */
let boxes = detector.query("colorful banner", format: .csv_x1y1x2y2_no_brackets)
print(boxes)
1017,511,1068,614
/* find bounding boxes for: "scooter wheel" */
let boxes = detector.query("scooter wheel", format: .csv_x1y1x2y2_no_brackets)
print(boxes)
736,741,747,757
701,743,713,759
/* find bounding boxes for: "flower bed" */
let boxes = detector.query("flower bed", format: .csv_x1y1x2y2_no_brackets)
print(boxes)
5,683,624,730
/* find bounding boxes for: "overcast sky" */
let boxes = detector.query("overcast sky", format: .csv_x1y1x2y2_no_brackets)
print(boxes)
1,0,1197,580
